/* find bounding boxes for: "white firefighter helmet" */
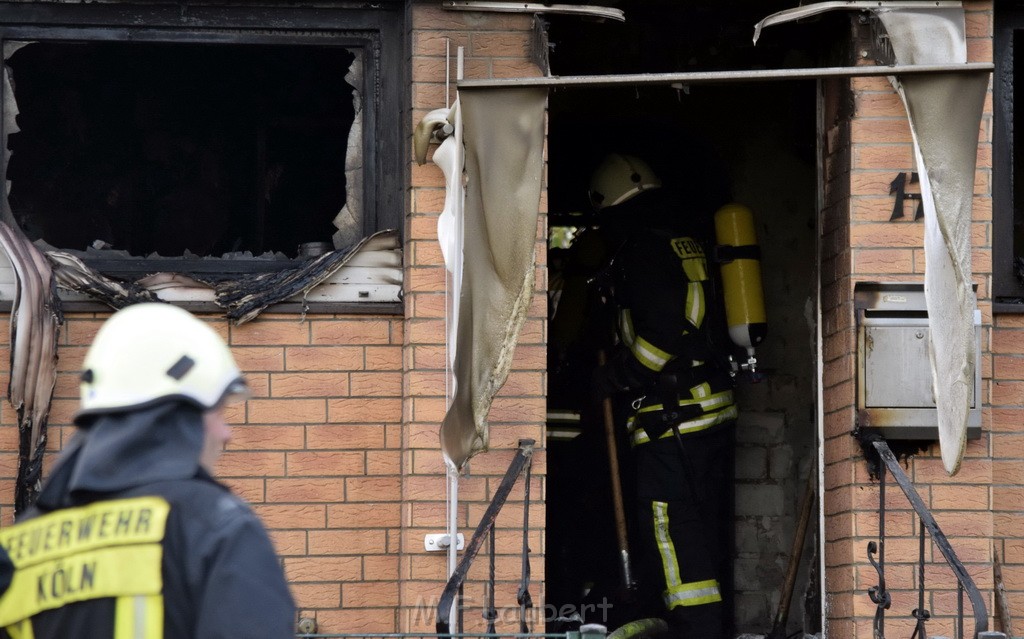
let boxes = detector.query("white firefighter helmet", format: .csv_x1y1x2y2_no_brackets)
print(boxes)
588,153,662,210
77,303,248,420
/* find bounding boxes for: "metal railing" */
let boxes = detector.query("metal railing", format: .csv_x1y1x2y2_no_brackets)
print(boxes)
292,439,558,639
436,439,537,636
867,438,1006,639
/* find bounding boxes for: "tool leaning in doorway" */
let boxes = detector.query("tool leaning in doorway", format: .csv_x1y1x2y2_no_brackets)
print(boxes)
599,348,638,593
766,467,817,639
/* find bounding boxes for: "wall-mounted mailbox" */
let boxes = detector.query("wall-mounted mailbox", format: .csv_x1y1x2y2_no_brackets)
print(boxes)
855,282,981,440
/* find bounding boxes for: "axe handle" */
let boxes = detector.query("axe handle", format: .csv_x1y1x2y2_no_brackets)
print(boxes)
598,349,636,591
770,469,816,638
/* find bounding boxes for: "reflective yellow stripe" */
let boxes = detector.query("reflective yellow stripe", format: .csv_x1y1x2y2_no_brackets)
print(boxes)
652,502,681,593
633,388,734,417
116,594,164,639
0,497,170,568
629,404,738,445
627,387,735,443
684,281,705,330
665,579,722,608
6,618,34,639
0,544,164,626
0,497,169,628
672,234,708,344
620,310,636,348
652,503,721,609
631,336,672,372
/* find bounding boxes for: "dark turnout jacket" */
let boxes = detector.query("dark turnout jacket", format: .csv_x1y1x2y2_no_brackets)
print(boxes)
593,191,737,448
0,402,295,638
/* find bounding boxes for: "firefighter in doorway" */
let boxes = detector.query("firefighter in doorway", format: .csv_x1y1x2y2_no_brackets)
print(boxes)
0,303,295,638
590,153,737,639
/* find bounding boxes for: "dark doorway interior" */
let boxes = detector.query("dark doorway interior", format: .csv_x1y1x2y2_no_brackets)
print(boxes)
5,42,356,257
544,3,839,635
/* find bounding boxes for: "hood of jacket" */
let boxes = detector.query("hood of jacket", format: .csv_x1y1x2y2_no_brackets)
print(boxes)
34,401,205,512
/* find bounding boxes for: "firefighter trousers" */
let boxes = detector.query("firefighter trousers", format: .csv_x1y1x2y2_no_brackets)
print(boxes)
634,418,735,639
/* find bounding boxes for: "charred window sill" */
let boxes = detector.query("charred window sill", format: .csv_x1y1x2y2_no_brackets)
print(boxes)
0,228,404,323
79,256,307,279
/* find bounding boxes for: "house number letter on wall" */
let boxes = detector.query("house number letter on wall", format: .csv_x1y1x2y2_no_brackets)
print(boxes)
889,172,923,222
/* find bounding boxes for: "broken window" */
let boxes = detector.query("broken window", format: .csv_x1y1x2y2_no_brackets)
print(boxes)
0,3,404,309
7,42,359,261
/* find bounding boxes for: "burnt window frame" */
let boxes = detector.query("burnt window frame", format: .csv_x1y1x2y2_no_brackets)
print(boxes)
0,2,405,284
994,1,1024,310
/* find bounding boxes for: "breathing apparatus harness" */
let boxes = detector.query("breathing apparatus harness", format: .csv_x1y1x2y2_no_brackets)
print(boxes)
591,232,734,444
636,202,769,444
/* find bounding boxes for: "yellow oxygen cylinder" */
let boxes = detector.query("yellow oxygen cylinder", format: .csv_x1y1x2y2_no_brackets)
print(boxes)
714,204,767,370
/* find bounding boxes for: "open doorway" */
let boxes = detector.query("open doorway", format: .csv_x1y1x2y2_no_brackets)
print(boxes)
543,4,838,636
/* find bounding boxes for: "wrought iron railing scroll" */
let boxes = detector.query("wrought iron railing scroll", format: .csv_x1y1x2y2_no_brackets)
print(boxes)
868,439,1005,639
436,439,536,636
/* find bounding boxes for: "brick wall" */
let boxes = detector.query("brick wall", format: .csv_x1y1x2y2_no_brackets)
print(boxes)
820,70,859,638
0,311,408,632
226,314,407,631
822,4,1001,636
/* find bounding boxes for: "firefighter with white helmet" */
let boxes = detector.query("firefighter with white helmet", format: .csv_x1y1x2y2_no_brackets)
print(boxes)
588,153,663,211
591,153,737,639
0,303,295,638
78,302,249,416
